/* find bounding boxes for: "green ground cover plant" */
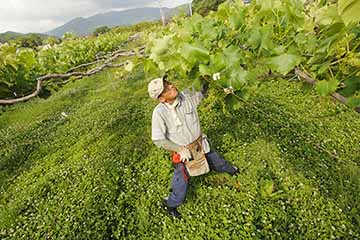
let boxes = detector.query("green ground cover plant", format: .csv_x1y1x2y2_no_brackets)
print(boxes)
1,54,359,240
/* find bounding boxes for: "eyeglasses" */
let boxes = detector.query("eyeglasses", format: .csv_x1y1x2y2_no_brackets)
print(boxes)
162,81,175,94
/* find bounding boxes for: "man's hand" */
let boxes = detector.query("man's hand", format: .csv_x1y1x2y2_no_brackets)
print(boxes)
200,81,209,96
178,147,191,162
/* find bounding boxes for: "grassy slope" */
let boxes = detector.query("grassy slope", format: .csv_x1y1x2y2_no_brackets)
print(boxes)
0,44,359,238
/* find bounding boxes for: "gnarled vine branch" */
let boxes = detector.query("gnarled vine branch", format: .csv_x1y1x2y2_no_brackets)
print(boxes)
0,46,145,105
295,68,360,113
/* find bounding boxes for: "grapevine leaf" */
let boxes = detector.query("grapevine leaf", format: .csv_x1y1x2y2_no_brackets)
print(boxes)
223,45,245,66
225,94,242,110
315,5,342,25
0,82,12,95
338,0,360,25
267,53,302,75
345,55,360,68
228,8,245,30
179,43,209,64
258,0,282,12
210,53,227,72
143,59,158,74
216,2,231,20
229,14,242,30
17,49,36,70
339,76,360,97
150,35,172,59
259,25,274,52
347,95,360,108
192,78,202,91
230,67,248,90
199,64,212,76
315,78,339,96
247,28,261,49
317,61,331,74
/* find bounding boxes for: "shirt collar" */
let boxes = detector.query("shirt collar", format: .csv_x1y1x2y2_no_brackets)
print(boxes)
161,92,184,108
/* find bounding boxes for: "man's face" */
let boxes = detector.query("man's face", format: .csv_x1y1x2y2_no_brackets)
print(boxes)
159,80,178,102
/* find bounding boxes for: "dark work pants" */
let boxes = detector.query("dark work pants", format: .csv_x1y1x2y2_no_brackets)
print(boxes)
166,151,236,208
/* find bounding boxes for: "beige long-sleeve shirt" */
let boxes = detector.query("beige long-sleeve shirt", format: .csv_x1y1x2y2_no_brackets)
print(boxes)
151,89,210,153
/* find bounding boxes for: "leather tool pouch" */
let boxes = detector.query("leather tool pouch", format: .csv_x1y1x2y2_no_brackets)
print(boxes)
184,136,210,176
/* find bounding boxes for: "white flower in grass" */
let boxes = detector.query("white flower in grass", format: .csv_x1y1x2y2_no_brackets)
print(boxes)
223,86,234,94
212,72,221,81
61,112,69,117
125,60,134,72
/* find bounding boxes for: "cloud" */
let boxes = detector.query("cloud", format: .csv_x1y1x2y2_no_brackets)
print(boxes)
0,19,63,34
0,0,191,33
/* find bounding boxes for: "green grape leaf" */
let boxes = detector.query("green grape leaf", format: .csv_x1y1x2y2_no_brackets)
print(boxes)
230,67,248,90
247,28,261,49
159,53,182,72
150,35,172,59
339,76,360,97
179,43,209,64
216,2,231,20
143,59,158,74
0,82,12,96
210,53,227,72
347,95,360,108
199,64,212,76
192,78,202,91
315,78,339,96
258,0,282,11
223,45,245,66
228,8,245,30
225,94,242,110
259,25,274,52
315,5,342,25
338,0,360,25
267,53,302,75
17,49,36,70
317,61,331,74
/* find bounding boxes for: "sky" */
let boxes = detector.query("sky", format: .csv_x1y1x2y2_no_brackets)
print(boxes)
0,0,191,34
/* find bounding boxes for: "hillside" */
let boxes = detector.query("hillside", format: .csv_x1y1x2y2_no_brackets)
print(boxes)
46,8,160,37
0,31,50,43
0,1,360,239
46,4,192,37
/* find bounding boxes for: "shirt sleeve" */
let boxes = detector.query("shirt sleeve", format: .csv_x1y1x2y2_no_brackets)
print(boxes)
151,109,167,141
153,139,182,152
192,91,204,107
185,87,204,108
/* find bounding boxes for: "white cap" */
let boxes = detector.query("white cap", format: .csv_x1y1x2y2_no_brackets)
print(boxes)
148,76,166,99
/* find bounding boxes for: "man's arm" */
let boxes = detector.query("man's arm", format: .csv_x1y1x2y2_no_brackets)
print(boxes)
152,108,182,152
186,81,210,107
153,139,182,152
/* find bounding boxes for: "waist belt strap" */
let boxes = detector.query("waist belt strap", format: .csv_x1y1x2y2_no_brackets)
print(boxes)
186,135,203,153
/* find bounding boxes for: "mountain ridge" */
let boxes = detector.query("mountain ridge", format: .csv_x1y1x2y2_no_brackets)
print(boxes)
46,7,162,37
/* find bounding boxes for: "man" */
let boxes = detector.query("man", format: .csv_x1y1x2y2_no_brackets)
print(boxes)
148,75,238,218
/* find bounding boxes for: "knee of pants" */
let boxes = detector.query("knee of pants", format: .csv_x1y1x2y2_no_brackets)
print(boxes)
171,164,189,196
206,151,226,170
